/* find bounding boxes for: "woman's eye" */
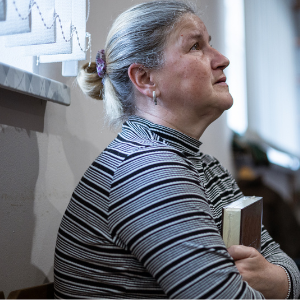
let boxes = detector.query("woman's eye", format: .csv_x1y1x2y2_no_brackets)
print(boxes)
190,43,200,51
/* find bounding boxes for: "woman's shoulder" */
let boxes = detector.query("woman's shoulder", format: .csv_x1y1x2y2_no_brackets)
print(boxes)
199,152,219,164
105,134,187,161
199,152,233,179
102,135,200,177
199,152,225,170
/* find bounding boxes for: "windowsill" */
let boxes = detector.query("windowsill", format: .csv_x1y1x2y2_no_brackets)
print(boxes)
0,62,70,106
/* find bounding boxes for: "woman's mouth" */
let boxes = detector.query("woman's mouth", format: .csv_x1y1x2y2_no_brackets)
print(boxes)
215,76,228,86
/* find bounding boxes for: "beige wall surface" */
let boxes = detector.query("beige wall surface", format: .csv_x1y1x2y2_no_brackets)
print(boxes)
0,0,233,296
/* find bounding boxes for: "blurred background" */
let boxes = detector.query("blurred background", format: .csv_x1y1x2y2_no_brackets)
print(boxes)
0,0,299,296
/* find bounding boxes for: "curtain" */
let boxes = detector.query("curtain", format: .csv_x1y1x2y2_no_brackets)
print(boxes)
5,0,55,47
0,0,31,35
0,0,6,21
244,0,300,157
40,0,86,63
0,0,90,76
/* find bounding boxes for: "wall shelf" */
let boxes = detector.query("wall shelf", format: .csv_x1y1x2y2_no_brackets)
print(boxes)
0,62,70,106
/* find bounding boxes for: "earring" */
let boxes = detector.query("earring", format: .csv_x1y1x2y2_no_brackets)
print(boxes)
153,91,157,105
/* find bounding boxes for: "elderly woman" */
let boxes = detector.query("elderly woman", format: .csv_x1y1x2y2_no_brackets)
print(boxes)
54,1,300,299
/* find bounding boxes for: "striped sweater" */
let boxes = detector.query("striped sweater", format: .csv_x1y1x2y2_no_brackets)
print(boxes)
54,116,300,299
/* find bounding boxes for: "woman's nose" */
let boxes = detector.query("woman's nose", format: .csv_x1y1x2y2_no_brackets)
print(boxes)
212,48,230,70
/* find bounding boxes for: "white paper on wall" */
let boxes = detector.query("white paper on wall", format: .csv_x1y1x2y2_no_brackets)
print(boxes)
0,0,31,36
6,0,55,47
40,0,86,62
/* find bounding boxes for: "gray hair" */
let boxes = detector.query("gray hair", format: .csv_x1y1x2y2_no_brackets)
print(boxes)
77,1,195,128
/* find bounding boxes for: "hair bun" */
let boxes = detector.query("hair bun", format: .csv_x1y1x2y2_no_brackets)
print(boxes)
77,62,104,100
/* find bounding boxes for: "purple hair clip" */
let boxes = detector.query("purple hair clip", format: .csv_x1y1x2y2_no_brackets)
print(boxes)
96,49,106,78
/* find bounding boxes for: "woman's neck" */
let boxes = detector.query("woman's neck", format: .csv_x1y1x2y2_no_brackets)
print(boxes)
135,107,220,140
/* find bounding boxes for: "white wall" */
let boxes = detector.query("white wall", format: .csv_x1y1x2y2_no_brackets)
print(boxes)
0,0,232,296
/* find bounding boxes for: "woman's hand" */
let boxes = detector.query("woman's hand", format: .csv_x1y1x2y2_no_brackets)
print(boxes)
228,245,289,299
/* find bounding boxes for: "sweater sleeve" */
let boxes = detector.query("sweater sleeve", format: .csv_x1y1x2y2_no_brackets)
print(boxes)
108,147,264,299
260,226,300,299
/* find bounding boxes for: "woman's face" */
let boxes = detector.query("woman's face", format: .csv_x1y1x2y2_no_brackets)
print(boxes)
154,14,233,123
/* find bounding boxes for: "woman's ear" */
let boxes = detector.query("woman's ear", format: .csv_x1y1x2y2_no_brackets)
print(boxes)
128,64,156,98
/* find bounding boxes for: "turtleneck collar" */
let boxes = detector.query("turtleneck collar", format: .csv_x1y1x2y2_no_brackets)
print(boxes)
121,116,202,156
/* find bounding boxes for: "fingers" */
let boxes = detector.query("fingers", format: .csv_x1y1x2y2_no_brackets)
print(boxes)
227,245,258,261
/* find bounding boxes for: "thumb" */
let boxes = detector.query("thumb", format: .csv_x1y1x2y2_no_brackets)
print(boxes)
227,245,256,260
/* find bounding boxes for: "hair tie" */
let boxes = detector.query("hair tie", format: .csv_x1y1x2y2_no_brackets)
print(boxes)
96,49,107,78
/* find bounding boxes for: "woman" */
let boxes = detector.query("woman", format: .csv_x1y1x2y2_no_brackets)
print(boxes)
54,1,300,299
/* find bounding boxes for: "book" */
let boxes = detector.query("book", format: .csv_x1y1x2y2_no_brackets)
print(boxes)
222,196,263,251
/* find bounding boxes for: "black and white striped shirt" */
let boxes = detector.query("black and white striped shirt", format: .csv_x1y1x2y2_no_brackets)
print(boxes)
54,116,300,299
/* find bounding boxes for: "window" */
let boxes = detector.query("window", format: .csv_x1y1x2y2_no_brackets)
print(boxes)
224,0,248,135
225,0,300,169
